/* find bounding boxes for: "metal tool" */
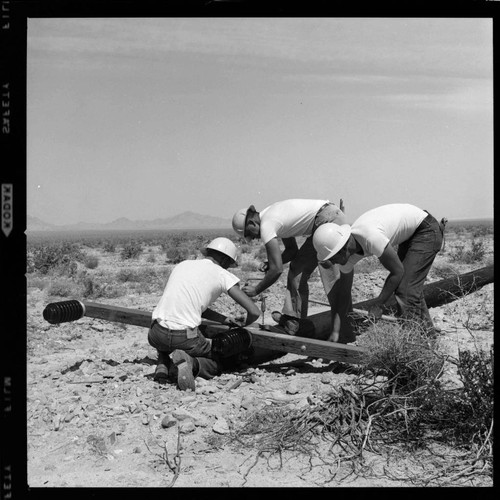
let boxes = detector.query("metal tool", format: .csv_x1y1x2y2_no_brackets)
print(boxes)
260,294,266,327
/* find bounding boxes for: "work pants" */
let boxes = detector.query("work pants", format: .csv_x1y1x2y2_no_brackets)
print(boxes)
147,321,221,379
282,203,354,341
395,212,443,333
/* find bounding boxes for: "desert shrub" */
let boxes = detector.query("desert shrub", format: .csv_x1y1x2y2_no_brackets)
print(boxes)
27,276,48,290
430,262,459,280
449,238,485,264
79,274,125,299
46,278,79,298
83,254,99,269
230,322,493,485
253,245,267,261
410,346,493,447
116,269,138,282
115,267,165,289
120,241,143,260
472,225,493,238
166,246,191,264
29,242,83,275
240,260,260,273
239,243,253,254
103,241,116,253
116,268,154,283
358,321,444,394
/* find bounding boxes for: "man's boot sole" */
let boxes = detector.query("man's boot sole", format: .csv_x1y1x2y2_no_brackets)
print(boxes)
170,351,195,391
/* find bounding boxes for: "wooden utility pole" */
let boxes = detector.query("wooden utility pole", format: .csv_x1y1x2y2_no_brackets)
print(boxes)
43,265,493,366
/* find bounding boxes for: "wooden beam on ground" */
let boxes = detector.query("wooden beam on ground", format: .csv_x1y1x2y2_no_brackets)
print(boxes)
82,301,151,328
42,265,492,366
43,300,366,364
353,264,494,313
247,327,364,363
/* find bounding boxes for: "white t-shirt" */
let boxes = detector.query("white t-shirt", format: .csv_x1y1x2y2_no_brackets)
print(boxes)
259,199,329,244
340,204,427,273
152,259,240,329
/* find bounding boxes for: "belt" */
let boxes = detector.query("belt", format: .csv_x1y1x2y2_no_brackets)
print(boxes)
415,211,436,231
152,319,197,334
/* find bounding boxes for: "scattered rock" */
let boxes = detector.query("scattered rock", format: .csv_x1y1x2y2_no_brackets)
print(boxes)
180,395,197,404
240,395,254,410
286,381,300,394
320,373,334,384
179,420,196,434
53,414,61,431
161,415,177,428
108,432,116,445
201,385,217,394
212,417,229,434
141,413,149,425
193,415,210,428
172,408,194,421
295,398,310,410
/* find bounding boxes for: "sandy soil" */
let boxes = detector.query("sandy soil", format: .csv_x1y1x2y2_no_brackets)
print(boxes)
26,246,494,488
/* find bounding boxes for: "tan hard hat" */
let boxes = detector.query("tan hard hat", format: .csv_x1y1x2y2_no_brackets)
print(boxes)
313,223,352,261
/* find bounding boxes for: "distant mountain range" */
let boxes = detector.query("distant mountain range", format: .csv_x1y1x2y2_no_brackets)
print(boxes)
27,211,232,232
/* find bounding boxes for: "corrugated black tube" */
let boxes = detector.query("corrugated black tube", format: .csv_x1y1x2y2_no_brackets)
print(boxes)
42,300,85,324
211,328,252,358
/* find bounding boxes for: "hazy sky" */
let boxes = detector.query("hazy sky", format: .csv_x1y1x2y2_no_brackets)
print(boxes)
27,17,493,225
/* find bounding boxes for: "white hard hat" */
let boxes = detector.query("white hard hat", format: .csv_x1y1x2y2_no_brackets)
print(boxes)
232,208,248,237
202,237,238,267
231,205,257,238
313,223,352,262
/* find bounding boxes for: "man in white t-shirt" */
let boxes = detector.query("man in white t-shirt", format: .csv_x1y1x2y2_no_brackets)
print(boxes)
232,199,352,342
313,204,444,337
148,237,260,391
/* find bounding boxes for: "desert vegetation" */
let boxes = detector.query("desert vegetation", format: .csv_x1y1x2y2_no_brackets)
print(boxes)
26,221,493,487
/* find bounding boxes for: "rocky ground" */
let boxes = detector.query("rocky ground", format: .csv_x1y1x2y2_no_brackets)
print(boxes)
26,255,494,488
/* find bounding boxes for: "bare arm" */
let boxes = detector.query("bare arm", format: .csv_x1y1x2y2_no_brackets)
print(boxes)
243,237,285,296
370,243,404,316
227,284,261,325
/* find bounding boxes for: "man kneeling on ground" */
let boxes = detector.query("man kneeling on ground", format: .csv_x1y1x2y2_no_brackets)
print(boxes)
148,237,260,391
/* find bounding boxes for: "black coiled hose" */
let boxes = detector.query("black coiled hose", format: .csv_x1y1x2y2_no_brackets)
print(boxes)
211,327,252,358
42,300,85,324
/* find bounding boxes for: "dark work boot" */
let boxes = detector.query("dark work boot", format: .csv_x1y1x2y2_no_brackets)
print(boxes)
153,352,172,385
170,350,196,391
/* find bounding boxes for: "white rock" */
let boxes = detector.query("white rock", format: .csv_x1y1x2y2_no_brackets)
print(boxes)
194,416,210,428
240,396,254,410
179,420,196,433
172,408,194,421
201,385,217,394
212,418,230,435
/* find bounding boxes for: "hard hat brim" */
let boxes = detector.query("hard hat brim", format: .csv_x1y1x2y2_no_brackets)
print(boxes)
201,247,238,267
320,224,352,262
